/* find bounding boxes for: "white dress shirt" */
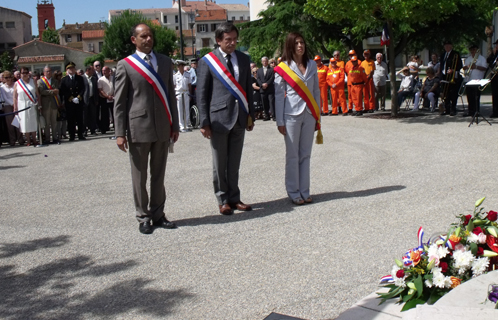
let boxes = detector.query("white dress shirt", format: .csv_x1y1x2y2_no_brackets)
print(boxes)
465,54,487,81
135,50,158,72
218,48,239,82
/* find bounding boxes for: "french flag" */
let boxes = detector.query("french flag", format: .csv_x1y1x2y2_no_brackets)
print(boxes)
381,23,390,46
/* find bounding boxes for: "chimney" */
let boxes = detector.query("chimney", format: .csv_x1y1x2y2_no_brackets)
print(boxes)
75,22,79,29
204,0,207,5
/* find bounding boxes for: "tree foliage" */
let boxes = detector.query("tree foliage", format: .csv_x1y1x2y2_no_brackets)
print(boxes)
102,10,177,61
248,44,275,66
199,47,213,58
83,53,105,68
41,27,60,44
0,51,14,72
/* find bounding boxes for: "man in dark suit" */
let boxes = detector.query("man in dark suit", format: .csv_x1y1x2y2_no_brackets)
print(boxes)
59,62,86,141
487,39,498,117
439,40,463,116
256,56,275,121
83,65,99,135
197,22,255,216
114,23,179,234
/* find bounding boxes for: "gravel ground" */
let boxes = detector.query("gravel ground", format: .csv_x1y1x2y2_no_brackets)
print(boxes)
1,98,498,320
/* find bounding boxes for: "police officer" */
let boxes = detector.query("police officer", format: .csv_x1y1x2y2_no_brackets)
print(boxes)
174,60,192,132
60,62,86,141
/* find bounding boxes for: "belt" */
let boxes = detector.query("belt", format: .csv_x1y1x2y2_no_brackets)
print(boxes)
352,82,365,86
176,92,188,96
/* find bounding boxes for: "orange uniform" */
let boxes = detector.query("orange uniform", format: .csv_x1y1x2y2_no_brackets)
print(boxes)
347,63,368,112
317,64,329,114
326,66,346,115
345,58,362,111
336,60,345,70
361,59,376,111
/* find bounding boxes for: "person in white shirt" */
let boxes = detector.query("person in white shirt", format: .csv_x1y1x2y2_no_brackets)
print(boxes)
462,44,488,116
0,71,25,146
373,53,388,111
97,66,114,134
174,60,192,132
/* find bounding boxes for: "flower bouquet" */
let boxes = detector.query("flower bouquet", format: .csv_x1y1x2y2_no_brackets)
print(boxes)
377,197,498,311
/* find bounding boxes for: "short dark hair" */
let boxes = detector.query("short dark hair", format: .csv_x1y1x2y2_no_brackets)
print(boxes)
85,65,93,72
426,66,435,76
20,67,30,73
215,22,238,41
281,32,309,69
32,71,40,77
131,23,153,38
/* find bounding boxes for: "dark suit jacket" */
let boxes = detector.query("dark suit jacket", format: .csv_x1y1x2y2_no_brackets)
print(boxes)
82,74,99,106
59,74,85,106
114,52,179,143
197,49,254,134
439,50,463,80
256,66,275,94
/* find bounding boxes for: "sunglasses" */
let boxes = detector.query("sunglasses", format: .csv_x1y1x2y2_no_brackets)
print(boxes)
4,76,12,79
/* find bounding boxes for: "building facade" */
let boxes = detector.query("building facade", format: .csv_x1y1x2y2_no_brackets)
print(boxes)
0,6,32,53
59,21,106,52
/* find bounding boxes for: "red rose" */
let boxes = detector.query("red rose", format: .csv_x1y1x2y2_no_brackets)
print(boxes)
440,262,448,273
396,269,405,278
463,215,472,226
473,227,483,235
477,247,484,256
488,211,498,221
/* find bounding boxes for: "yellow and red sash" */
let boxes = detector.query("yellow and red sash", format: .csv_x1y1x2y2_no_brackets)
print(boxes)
40,76,61,107
274,62,323,144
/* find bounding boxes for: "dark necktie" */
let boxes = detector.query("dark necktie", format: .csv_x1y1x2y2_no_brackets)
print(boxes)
145,54,152,68
226,54,235,76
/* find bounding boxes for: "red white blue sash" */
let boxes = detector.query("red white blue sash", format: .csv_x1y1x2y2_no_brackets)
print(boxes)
202,51,249,115
123,53,172,125
40,76,61,106
18,79,37,104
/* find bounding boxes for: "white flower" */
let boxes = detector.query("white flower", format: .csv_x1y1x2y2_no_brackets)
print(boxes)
478,233,487,244
425,279,433,288
431,267,453,288
391,265,406,288
437,246,450,259
444,277,453,288
467,233,479,243
453,249,474,273
428,243,450,259
471,257,490,277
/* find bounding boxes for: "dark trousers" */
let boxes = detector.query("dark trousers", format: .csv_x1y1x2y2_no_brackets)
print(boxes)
443,78,462,113
84,99,98,133
66,103,85,138
261,91,275,118
491,78,498,116
98,97,112,133
466,86,481,115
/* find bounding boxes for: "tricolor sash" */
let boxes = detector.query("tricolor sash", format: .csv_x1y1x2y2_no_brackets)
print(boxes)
202,51,251,126
123,53,172,126
274,62,323,144
18,79,37,104
40,76,61,107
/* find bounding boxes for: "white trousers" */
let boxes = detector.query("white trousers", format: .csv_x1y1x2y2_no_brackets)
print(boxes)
177,92,190,130
413,92,436,111
283,110,316,200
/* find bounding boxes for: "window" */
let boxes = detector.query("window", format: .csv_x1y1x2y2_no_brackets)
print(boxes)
0,22,3,28
231,16,235,21
211,24,218,32
77,34,82,42
197,24,207,32
66,35,72,42
175,26,179,30
0,43,5,49
88,43,94,52
163,16,167,23
175,15,178,23
98,42,103,52
240,16,243,20
44,19,49,29
7,43,16,49
6,21,15,28
202,38,210,47
247,16,250,20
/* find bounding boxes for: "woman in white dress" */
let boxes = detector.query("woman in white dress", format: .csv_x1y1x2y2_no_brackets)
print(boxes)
13,67,40,146
274,32,320,205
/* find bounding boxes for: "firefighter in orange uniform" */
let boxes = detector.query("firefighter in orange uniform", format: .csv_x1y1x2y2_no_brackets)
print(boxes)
314,55,330,115
345,50,362,113
327,58,346,115
360,50,376,113
347,56,368,116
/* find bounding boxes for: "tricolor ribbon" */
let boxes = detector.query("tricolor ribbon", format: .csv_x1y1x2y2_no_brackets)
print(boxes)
380,275,394,284
274,62,323,144
40,76,61,107
123,53,172,126
202,52,251,126
18,79,37,104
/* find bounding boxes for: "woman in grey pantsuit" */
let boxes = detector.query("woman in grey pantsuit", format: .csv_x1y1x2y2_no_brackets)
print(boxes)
274,32,320,205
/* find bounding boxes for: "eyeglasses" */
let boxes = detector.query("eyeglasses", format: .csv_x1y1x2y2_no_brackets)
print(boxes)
21,72,29,74
94,65,101,67
4,76,11,79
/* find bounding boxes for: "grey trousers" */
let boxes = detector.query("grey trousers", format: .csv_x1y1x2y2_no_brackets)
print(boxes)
128,140,169,223
42,106,58,142
284,110,315,200
210,121,245,205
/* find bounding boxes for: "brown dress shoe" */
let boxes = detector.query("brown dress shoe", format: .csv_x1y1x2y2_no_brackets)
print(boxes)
219,204,234,215
229,201,252,211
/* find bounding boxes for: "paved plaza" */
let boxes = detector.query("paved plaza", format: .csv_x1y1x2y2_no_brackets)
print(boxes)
2,97,498,319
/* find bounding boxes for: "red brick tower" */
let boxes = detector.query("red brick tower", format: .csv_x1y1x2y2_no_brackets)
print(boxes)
37,0,56,38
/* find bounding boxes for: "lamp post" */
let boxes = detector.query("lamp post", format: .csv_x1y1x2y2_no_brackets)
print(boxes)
188,10,196,59
178,0,184,61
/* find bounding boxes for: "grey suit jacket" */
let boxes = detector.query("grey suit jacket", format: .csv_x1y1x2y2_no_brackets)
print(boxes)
114,52,179,143
37,78,60,110
83,74,99,106
197,49,254,134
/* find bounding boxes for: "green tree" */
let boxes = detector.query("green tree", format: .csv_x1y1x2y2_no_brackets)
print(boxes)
305,0,497,116
199,47,213,58
41,27,60,44
102,10,177,61
83,53,105,68
248,44,275,66
0,51,14,72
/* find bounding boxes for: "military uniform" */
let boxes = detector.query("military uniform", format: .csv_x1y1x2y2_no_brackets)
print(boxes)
174,69,191,131
59,62,86,140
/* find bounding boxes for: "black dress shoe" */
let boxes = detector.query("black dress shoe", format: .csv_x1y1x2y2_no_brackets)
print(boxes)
153,216,177,229
69,137,75,141
139,222,153,234
79,136,87,140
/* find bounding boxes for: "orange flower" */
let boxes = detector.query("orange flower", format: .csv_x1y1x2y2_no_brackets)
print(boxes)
410,251,421,266
450,277,461,288
449,235,461,243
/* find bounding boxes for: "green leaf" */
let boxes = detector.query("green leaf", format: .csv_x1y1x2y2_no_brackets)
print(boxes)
401,298,427,312
467,219,474,232
402,290,416,302
487,226,498,237
395,259,403,268
475,197,485,207
414,275,424,298
470,242,478,255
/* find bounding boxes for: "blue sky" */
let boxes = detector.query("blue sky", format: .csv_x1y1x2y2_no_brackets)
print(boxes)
8,0,249,36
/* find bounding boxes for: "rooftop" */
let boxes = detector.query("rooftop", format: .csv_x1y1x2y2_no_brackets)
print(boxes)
0,6,32,18
217,4,249,11
59,22,105,35
195,9,227,21
82,30,105,40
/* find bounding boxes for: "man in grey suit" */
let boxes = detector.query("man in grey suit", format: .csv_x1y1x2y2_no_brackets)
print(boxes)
114,23,179,234
256,56,275,121
197,22,255,216
38,66,60,144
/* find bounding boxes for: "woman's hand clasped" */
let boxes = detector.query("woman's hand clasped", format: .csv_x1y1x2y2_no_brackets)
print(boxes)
278,125,286,136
